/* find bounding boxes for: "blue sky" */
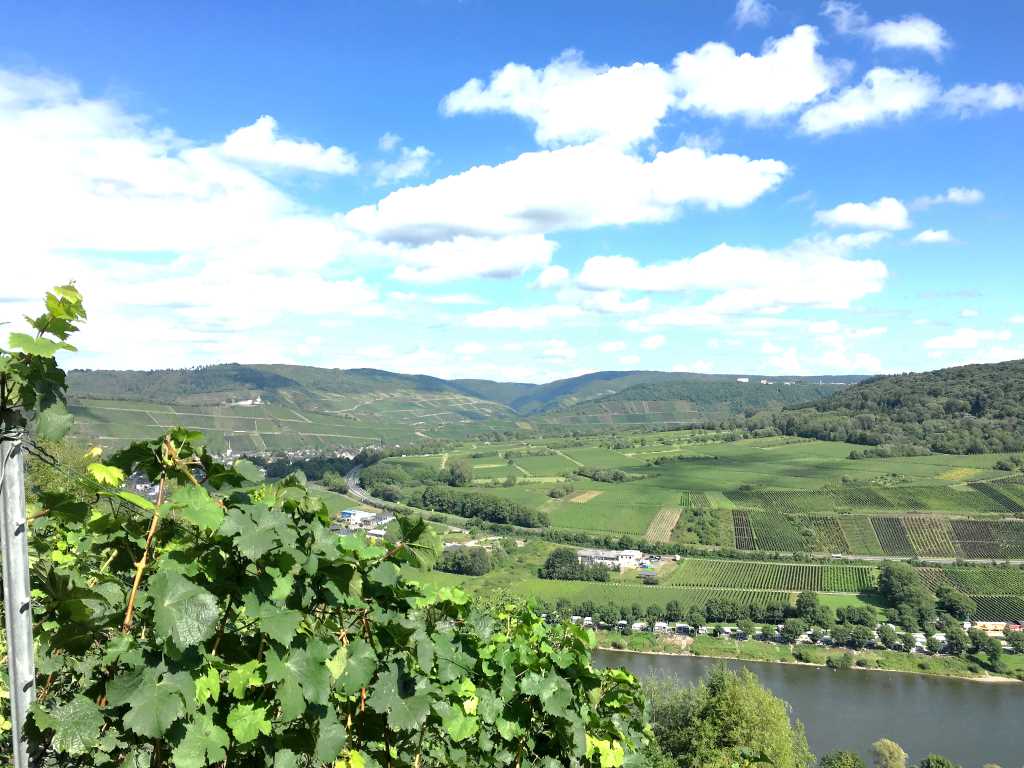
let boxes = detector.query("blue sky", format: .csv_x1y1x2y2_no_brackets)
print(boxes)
2,0,1022,382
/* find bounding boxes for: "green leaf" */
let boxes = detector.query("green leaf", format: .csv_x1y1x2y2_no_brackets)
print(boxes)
36,402,75,441
243,592,303,646
226,703,272,744
234,459,264,483
273,749,300,768
46,695,103,755
148,570,219,650
314,709,348,763
7,332,72,357
442,705,479,743
520,670,572,716
170,484,224,531
123,673,185,738
327,646,348,680
195,667,221,706
367,663,430,731
226,659,263,699
87,462,125,487
336,638,376,694
170,713,230,768
265,642,331,708
368,561,400,587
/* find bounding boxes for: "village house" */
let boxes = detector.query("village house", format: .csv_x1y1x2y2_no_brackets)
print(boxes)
576,548,644,572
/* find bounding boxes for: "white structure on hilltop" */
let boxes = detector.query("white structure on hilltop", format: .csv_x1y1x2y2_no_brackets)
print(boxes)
736,377,749,383
576,548,643,572
232,394,263,407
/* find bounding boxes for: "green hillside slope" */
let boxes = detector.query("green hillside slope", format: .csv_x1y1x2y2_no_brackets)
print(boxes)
750,359,1024,454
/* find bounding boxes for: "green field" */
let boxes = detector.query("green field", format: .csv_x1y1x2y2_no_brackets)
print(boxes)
667,559,878,593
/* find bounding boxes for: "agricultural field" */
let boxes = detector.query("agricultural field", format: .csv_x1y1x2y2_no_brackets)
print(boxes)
667,559,878,593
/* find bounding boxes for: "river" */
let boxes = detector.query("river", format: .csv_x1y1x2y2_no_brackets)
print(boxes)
593,650,1024,767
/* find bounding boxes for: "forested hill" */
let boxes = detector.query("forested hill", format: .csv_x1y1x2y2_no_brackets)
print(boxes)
748,359,1024,455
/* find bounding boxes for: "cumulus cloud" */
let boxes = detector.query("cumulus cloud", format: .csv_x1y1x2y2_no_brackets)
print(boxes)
535,265,570,288
345,142,788,244
822,2,950,57
443,49,675,147
443,26,841,146
941,83,1024,116
641,334,666,350
542,339,577,360
221,115,358,174
1011,315,1024,325
911,187,983,209
465,305,583,330
799,68,939,135
378,132,401,151
815,197,910,230
674,26,843,121
579,233,887,328
924,328,1012,351
960,308,979,318
912,229,952,244
390,234,556,283
734,0,773,27
579,290,651,315
455,341,488,356
375,145,432,186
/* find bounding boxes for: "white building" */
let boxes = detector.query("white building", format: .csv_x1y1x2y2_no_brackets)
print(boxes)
341,509,378,529
576,548,644,572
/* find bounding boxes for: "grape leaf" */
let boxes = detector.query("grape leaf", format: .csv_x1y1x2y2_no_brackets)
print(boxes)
170,713,230,768
36,402,75,441
148,570,219,650
46,695,103,755
367,663,430,731
170,484,224,531
226,703,272,744
123,672,185,738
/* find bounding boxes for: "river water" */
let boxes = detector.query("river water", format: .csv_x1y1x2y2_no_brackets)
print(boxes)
593,650,1024,767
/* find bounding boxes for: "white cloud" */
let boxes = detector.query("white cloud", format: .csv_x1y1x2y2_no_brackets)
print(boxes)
961,308,979,318
761,341,784,354
734,0,772,27
808,320,840,335
542,339,577,360
455,341,488,356
600,341,626,353
941,83,1024,116
378,132,401,151
0,68,391,369
912,229,952,244
912,187,983,209
535,265,570,288
443,26,841,146
443,49,675,147
375,145,432,186
390,234,555,283
764,346,805,375
823,2,950,58
428,293,486,305
1012,315,1024,325
673,26,843,121
580,290,651,314
815,197,909,230
346,142,788,244
641,334,666,350
618,355,642,366
579,234,887,325
221,115,358,174
924,328,1012,351
465,305,583,330
799,68,939,135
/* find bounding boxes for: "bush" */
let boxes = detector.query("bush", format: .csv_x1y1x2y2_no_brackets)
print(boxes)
539,547,611,582
436,545,492,576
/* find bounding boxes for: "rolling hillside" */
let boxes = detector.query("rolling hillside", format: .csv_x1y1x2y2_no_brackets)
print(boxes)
753,359,1024,455
66,364,863,453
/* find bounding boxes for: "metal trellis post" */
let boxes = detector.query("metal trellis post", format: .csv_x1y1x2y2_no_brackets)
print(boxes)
0,433,34,768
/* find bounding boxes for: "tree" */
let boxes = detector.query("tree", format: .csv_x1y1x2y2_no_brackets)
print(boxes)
878,624,900,650
968,627,989,655
926,635,943,654
646,666,814,768
830,623,852,646
936,586,976,621
944,623,968,656
872,739,908,768
821,751,867,768
436,545,491,576
686,607,706,631
738,618,756,639
1005,630,1024,654
916,755,959,768
878,563,934,629
848,625,875,650
796,591,819,619
781,618,806,644
444,459,473,487
538,547,610,582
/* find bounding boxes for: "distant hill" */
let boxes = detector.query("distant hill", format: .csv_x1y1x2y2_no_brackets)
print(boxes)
65,363,864,453
752,359,1024,455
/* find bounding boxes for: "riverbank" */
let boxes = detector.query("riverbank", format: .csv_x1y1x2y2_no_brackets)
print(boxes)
596,630,1023,684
